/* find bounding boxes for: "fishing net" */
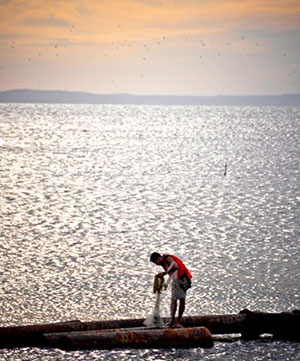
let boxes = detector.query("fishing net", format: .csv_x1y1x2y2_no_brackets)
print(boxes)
143,274,172,328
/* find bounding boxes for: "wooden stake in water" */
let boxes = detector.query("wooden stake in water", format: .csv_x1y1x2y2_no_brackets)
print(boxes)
224,158,228,176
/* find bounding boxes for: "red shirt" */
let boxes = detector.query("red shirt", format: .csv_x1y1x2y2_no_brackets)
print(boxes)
162,254,192,279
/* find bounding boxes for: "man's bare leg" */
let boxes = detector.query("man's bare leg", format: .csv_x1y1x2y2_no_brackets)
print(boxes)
168,299,177,327
174,299,185,327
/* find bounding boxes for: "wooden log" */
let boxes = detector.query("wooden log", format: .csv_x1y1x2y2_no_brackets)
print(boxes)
0,314,244,348
182,314,247,333
0,310,299,348
84,318,146,330
0,320,84,347
43,326,214,350
0,318,148,348
86,314,248,334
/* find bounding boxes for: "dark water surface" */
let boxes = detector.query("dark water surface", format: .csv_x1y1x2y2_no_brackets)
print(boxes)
0,104,299,360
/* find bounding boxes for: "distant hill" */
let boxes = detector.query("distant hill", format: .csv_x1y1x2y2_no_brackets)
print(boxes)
0,89,299,106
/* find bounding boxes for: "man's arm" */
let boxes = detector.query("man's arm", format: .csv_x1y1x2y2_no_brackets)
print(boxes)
158,256,178,278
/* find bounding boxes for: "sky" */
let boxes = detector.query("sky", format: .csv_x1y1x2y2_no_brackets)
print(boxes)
0,0,299,96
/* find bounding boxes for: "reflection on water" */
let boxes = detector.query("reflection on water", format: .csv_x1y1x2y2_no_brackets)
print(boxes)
0,104,299,360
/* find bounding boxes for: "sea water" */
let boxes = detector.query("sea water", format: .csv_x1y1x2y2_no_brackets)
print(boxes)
0,103,299,360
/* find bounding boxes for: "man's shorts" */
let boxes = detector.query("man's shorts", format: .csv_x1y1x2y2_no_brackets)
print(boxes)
171,274,187,301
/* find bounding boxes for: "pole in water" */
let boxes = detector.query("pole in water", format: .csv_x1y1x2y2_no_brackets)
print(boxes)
224,158,228,176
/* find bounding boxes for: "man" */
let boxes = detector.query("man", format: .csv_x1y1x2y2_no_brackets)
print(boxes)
150,252,192,328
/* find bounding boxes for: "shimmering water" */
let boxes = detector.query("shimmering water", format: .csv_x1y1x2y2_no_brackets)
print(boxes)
0,103,299,360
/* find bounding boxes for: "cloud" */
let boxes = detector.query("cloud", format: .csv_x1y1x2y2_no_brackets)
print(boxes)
0,0,299,47
23,16,71,27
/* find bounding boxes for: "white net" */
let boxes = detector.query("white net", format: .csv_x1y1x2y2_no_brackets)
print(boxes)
143,274,173,328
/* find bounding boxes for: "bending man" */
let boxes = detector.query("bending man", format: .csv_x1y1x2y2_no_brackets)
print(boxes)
150,252,192,328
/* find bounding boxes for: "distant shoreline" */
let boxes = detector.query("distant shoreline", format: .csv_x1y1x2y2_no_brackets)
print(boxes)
0,89,299,106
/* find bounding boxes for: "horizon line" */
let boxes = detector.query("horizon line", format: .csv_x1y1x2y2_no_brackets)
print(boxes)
1,88,300,98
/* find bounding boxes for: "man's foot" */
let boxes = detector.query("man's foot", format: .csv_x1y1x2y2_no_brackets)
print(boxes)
166,320,175,328
172,321,183,328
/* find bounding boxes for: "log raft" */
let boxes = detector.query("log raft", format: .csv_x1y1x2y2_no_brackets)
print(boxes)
0,310,299,349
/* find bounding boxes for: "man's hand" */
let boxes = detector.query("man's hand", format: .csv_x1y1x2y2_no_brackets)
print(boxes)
157,272,166,278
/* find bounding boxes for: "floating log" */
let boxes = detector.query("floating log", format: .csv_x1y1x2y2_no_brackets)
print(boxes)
182,313,247,333
0,320,84,348
0,310,299,349
43,326,213,350
0,314,244,348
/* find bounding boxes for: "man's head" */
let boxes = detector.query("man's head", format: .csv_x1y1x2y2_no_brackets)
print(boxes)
150,252,163,265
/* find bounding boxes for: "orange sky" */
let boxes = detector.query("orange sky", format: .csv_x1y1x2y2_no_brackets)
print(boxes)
0,0,299,95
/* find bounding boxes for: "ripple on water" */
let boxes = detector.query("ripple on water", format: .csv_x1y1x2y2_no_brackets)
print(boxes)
0,104,299,360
